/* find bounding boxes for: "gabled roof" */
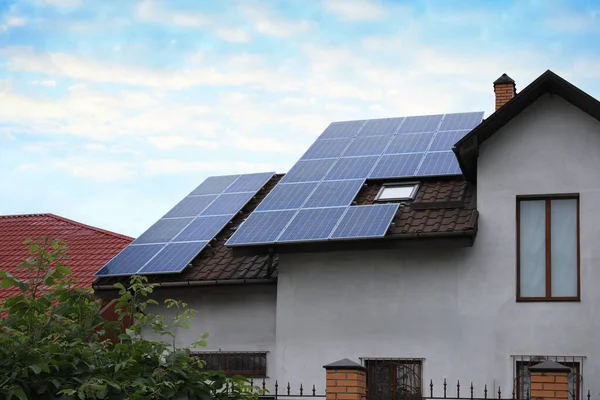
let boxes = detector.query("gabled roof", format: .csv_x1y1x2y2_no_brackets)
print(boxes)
0,213,132,300
454,70,600,182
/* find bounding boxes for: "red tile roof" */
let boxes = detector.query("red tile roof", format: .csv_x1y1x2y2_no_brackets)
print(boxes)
0,214,133,300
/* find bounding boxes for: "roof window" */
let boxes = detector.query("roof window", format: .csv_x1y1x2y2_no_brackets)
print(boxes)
375,183,419,202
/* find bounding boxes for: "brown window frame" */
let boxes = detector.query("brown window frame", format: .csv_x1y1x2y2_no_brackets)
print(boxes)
516,194,581,302
192,351,267,378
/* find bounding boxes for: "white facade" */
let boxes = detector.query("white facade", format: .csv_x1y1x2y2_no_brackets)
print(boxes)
150,93,600,396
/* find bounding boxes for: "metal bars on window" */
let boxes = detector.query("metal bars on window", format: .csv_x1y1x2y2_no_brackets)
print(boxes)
193,351,267,377
512,355,584,400
364,358,423,400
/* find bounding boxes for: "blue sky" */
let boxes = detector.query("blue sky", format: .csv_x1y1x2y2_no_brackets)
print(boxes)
1,0,600,237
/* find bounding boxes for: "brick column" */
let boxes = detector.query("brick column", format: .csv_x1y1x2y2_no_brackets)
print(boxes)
324,358,367,400
529,360,571,400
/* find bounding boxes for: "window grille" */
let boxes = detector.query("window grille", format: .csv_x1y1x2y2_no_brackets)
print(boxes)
193,351,267,377
363,358,423,400
513,355,584,400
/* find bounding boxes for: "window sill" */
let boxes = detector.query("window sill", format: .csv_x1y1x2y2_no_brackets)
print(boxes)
516,297,580,302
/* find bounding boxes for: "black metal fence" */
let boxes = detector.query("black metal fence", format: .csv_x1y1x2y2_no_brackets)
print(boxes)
249,379,325,399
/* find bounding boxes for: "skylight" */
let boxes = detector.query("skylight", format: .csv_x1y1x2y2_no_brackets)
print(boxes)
375,183,419,202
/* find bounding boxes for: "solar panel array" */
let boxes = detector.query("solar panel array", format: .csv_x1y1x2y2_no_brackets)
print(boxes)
95,172,275,277
226,111,483,247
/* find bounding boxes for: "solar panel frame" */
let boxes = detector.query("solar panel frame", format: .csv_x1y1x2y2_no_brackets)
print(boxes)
201,192,256,216
303,179,364,208
190,175,239,196
357,117,404,137
416,151,462,176
163,195,218,218
256,182,317,211
223,172,274,193
323,156,379,181
174,214,234,242
384,132,434,154
342,135,394,157
300,138,352,160
278,207,346,243
396,114,443,134
428,129,471,152
133,218,194,244
138,241,209,275
369,153,423,179
438,111,484,131
318,120,366,139
94,244,166,277
226,210,297,246
329,204,399,240
279,158,337,183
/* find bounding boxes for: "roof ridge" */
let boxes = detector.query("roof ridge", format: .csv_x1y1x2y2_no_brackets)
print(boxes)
0,213,134,242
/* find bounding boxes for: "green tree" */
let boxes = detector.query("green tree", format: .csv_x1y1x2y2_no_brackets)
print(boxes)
0,236,259,400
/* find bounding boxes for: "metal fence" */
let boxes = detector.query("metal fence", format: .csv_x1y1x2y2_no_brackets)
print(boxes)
249,379,325,399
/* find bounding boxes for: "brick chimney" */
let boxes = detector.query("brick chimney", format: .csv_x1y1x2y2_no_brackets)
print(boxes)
493,73,516,110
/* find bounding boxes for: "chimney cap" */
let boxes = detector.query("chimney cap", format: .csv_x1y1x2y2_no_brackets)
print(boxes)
494,73,515,85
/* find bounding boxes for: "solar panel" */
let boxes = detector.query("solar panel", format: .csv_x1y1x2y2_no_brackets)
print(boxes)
319,120,365,139
280,159,336,183
301,138,351,160
357,117,404,137
385,132,434,154
438,111,484,131
95,244,166,277
134,218,193,244
224,172,274,193
174,214,234,241
138,241,208,274
369,153,423,179
417,151,461,176
303,179,364,208
342,135,393,157
190,175,239,196
227,210,297,245
324,156,379,181
428,130,470,151
163,195,217,218
397,114,442,134
201,192,255,216
256,182,317,211
330,204,399,239
278,207,346,242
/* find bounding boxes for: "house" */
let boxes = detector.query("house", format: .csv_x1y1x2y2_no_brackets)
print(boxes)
93,70,600,400
0,213,133,320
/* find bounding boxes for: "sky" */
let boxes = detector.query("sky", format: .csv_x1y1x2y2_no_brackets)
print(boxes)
1,0,600,237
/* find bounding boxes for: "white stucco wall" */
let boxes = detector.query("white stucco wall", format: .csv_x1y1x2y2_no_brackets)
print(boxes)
144,284,277,382
274,94,600,395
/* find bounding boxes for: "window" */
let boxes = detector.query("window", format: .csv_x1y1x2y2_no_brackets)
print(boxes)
513,355,583,400
376,183,419,202
517,195,580,301
364,358,422,400
192,351,267,377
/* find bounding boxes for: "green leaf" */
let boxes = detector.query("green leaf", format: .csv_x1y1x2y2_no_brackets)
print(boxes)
29,364,42,374
9,389,28,400
1,278,14,289
56,265,72,275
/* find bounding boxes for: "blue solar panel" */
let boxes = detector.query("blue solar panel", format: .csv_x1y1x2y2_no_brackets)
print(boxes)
134,218,193,244
280,159,336,183
385,132,434,154
94,244,165,277
417,151,461,176
438,111,483,131
330,204,399,239
227,210,297,245
397,114,443,134
357,117,404,137
301,138,351,160
201,192,255,216
369,153,423,178
278,207,346,242
324,156,379,181
256,182,316,211
319,120,365,139
163,195,217,218
190,175,239,196
428,130,470,151
138,241,208,274
303,179,363,208
342,135,393,157
174,214,233,241
224,172,274,193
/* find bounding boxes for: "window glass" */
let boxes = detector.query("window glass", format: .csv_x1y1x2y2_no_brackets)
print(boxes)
378,185,417,201
519,200,546,297
551,199,578,297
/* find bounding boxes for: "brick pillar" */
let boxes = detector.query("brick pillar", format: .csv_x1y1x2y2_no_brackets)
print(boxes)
493,73,516,110
529,360,571,400
324,358,367,400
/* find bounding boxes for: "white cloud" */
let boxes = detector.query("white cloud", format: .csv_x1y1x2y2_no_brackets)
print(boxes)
53,158,137,182
85,143,107,151
148,136,219,150
30,80,56,87
42,0,80,6
324,0,385,21
242,5,310,38
215,27,251,43
137,0,209,28
1,16,26,31
232,136,307,155
143,159,279,176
